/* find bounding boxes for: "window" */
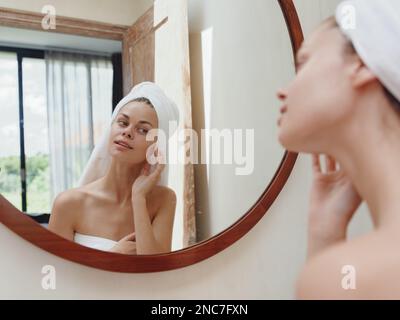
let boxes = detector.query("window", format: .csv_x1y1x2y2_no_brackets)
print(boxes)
23,57,50,213
0,46,116,216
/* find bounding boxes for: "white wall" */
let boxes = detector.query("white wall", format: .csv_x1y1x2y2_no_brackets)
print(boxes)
188,0,294,242
0,0,372,299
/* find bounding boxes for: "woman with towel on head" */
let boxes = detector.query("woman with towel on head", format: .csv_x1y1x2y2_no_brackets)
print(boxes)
49,82,179,255
276,0,400,298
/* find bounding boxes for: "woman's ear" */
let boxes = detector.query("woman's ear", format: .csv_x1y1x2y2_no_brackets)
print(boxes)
350,58,378,89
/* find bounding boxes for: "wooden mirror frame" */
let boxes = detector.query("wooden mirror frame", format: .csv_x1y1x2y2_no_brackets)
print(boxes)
0,0,303,273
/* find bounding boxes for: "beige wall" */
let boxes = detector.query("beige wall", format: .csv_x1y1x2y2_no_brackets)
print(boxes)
0,0,372,299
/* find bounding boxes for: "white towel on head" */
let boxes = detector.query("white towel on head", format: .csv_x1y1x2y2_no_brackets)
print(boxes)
335,0,400,102
77,81,180,187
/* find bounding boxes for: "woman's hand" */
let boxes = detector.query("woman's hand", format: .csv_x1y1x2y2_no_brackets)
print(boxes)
131,148,165,199
307,154,362,258
110,232,137,255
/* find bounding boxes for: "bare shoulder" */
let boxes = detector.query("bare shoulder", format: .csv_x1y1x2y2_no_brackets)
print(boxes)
52,187,87,212
296,231,400,299
48,187,88,238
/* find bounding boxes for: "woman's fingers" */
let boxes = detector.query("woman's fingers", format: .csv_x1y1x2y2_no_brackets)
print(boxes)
325,154,337,172
141,147,165,178
145,163,164,185
151,149,166,176
312,154,322,173
142,162,151,176
155,147,165,164
156,161,166,174
312,153,338,174
121,232,136,242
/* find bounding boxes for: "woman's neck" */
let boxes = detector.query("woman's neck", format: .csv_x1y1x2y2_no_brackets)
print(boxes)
333,95,400,229
99,158,143,204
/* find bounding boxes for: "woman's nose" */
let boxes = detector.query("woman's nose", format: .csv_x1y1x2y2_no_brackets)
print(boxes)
122,130,133,139
276,88,288,101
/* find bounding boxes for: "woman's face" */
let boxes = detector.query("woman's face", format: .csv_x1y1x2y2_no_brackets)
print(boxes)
277,22,358,154
108,100,159,164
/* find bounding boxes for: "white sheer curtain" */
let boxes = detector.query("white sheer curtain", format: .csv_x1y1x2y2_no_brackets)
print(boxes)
45,51,113,203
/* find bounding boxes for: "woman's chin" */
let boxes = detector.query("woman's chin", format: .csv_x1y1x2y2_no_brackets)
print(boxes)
278,128,291,149
110,149,130,158
278,129,302,153
110,144,133,154
109,151,144,165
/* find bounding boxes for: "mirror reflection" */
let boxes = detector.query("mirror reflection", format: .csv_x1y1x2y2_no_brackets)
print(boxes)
0,0,294,254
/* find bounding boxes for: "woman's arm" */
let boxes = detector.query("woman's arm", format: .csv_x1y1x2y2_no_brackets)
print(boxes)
130,150,177,255
132,188,176,255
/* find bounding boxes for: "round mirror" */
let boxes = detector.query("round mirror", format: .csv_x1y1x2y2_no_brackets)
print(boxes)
0,0,302,272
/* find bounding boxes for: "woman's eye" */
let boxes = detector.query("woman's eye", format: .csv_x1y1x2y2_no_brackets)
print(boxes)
118,120,128,126
137,128,149,135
